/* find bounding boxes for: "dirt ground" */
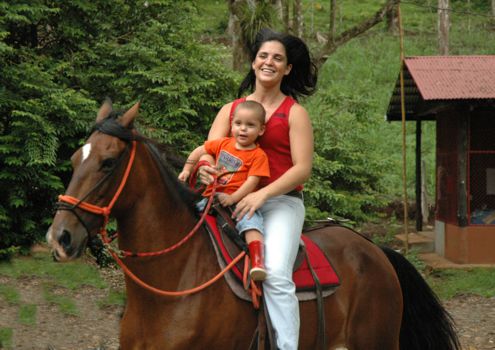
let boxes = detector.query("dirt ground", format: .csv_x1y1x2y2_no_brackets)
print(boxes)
1,263,494,350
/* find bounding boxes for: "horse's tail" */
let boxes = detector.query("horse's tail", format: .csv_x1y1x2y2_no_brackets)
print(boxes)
380,246,461,350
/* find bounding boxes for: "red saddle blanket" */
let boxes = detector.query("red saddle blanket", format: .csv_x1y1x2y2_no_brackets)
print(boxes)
205,215,340,291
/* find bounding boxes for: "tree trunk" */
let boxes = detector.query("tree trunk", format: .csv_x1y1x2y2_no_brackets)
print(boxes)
438,0,449,55
315,0,398,68
329,0,337,43
293,0,303,37
386,2,399,34
228,0,245,71
282,0,291,33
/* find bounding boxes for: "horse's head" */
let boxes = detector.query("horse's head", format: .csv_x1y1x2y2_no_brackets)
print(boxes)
47,99,140,261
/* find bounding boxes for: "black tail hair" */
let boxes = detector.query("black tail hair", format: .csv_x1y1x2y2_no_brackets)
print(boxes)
381,247,461,350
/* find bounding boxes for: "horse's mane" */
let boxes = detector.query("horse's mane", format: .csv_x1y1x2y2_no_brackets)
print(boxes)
93,113,200,214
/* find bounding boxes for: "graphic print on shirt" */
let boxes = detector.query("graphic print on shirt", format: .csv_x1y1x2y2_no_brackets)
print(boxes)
217,150,243,184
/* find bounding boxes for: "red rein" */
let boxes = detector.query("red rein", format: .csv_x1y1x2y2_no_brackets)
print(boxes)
57,143,260,304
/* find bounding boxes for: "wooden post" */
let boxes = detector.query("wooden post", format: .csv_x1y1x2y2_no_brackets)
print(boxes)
458,111,468,227
421,160,429,225
398,4,409,253
416,120,423,232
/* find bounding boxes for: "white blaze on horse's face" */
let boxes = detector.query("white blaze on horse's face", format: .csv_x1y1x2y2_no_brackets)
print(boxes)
81,143,92,163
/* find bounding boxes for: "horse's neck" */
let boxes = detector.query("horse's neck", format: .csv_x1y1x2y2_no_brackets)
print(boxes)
113,144,218,291
115,146,198,252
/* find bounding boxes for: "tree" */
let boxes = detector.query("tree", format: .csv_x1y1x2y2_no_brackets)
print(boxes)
227,0,275,71
293,0,303,38
314,0,399,68
0,0,238,257
282,0,290,32
328,0,338,43
228,0,245,71
386,2,399,34
227,0,399,70
438,0,450,55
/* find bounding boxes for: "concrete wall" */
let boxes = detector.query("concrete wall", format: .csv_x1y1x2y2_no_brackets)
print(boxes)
444,223,495,264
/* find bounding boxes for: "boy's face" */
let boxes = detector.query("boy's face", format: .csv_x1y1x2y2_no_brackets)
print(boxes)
231,108,265,147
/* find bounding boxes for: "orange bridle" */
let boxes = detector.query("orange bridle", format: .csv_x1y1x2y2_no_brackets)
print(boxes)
56,138,260,304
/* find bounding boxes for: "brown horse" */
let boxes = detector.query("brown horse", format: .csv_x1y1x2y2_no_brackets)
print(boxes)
47,101,460,350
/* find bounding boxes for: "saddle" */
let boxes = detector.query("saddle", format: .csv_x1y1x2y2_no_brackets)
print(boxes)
204,203,340,293
203,204,341,350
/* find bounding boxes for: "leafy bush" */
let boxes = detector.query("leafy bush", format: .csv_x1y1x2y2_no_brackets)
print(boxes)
0,0,238,258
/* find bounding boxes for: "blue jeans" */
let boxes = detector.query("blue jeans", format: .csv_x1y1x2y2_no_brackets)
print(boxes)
196,197,264,236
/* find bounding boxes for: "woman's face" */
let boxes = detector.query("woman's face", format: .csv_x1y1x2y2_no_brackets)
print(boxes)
252,40,292,87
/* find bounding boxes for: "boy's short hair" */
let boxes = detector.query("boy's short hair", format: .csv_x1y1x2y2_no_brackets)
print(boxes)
234,100,266,125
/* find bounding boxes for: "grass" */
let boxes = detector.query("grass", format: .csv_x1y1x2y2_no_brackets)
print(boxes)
427,268,495,300
42,284,79,316
18,304,37,325
98,288,126,309
0,252,106,290
0,250,121,345
0,284,20,305
0,328,13,349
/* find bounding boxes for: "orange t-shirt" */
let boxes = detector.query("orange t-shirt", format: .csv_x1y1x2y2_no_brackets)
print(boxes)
202,137,270,197
230,96,303,192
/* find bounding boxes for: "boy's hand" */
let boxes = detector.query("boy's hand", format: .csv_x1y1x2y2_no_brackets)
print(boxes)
217,193,235,207
178,170,190,182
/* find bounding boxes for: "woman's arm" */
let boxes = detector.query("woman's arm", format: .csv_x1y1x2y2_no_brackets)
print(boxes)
208,102,233,139
263,103,314,196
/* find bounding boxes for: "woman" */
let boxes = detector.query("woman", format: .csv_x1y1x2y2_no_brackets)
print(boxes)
199,28,317,350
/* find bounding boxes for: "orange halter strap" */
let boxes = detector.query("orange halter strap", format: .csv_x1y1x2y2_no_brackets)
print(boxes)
55,137,259,303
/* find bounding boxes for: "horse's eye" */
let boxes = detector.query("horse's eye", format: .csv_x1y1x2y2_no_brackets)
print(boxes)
101,158,117,171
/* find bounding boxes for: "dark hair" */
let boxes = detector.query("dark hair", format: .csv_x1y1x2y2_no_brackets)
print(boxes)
234,100,266,125
238,28,318,101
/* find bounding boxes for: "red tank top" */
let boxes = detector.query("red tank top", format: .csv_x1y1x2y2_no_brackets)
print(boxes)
230,96,303,191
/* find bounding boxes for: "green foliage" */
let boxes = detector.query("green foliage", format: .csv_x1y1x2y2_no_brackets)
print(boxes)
18,303,37,325
0,328,13,349
0,0,239,257
305,49,396,221
304,0,495,222
427,268,495,299
239,0,278,48
0,284,20,305
4,0,495,256
43,285,78,316
0,252,106,289
98,288,126,309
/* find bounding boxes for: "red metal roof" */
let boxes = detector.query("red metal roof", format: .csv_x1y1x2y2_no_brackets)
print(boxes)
405,56,495,100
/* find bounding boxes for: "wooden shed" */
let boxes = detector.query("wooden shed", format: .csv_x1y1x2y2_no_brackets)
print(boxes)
386,56,495,264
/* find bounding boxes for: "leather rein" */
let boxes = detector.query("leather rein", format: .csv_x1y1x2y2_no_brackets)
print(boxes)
56,126,250,298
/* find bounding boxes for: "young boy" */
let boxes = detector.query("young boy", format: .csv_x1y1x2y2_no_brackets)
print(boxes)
178,101,270,281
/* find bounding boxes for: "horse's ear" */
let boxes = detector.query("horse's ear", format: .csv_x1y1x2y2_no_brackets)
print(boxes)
96,98,113,122
119,101,140,127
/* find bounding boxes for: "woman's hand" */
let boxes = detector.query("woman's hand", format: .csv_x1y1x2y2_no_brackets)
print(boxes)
232,190,268,220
